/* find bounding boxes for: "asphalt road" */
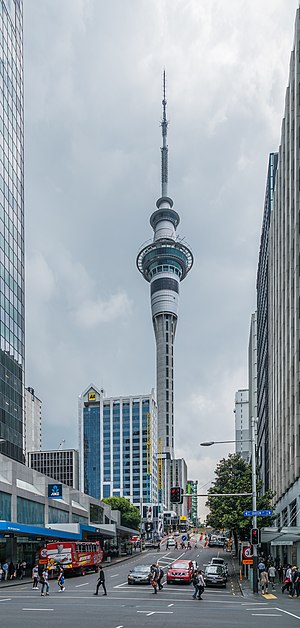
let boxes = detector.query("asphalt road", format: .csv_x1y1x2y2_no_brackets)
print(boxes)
1,535,300,627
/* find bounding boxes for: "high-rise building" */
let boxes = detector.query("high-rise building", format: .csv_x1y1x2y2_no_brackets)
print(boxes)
24,387,42,457
136,73,193,509
28,449,79,490
256,153,278,492
268,9,300,536
0,1,24,463
234,389,250,461
78,385,158,508
170,457,188,518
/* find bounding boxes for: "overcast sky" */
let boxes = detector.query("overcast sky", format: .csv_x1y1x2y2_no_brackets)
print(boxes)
24,0,298,517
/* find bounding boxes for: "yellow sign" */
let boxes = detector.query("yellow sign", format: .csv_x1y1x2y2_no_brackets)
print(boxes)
242,559,253,565
180,516,187,521
157,438,162,490
146,413,152,475
88,391,96,402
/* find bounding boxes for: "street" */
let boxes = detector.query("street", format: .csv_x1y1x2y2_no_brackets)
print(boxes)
1,538,300,627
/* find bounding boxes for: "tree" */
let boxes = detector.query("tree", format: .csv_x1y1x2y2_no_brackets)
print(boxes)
102,497,141,530
206,453,274,551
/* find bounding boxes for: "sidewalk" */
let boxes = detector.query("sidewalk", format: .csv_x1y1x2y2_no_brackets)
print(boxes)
0,549,149,589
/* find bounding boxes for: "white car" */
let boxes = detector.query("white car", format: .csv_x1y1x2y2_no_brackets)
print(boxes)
167,537,176,548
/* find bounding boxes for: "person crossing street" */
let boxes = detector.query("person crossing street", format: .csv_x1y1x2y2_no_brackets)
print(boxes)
94,566,107,596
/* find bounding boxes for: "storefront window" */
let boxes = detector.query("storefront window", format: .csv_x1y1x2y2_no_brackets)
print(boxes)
48,507,69,524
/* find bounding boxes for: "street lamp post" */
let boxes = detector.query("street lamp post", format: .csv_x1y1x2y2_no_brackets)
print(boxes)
200,417,258,594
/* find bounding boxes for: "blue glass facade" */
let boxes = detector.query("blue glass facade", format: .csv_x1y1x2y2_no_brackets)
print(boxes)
83,405,100,499
80,390,157,506
0,1,24,463
17,496,44,525
48,506,69,524
0,489,11,519
122,401,130,497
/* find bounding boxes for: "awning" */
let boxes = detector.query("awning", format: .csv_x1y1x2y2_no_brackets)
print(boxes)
0,521,80,540
261,526,300,545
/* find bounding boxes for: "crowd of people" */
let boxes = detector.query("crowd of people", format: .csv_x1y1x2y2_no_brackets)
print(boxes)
257,554,300,597
0,560,27,580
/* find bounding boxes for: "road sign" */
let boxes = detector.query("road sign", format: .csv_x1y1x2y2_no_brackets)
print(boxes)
243,509,272,517
182,535,187,541
243,558,253,565
242,545,253,560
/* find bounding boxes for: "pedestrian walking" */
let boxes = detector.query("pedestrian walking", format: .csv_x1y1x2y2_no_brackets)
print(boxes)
157,566,164,590
278,563,284,583
8,561,15,580
94,566,107,596
57,567,65,592
2,561,8,581
192,569,199,599
32,564,39,589
289,566,300,598
258,559,266,576
150,564,158,594
268,564,276,589
260,569,269,595
197,570,205,600
40,568,50,596
282,565,292,594
21,560,26,578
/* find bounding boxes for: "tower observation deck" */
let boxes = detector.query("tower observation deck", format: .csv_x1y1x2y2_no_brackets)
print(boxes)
137,73,193,506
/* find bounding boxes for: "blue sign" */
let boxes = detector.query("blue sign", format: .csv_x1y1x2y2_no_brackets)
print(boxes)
243,509,272,517
48,483,62,499
182,535,187,541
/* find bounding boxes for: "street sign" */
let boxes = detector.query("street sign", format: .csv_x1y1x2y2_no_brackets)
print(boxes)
242,545,253,560
182,535,187,541
243,509,272,517
243,558,253,565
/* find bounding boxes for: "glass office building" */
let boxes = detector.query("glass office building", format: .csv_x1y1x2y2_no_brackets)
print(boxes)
0,1,24,462
79,386,158,507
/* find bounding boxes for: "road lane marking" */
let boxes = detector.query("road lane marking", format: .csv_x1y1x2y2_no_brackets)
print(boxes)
252,614,282,617
168,603,174,607
275,608,300,621
0,598,11,602
110,574,119,578
115,625,123,627
114,582,128,588
75,582,89,587
23,608,54,612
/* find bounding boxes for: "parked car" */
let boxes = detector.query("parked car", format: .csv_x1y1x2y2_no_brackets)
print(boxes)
127,565,152,585
167,560,194,584
204,565,227,587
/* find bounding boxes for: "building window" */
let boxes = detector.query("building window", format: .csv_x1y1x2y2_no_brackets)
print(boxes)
17,497,44,525
49,507,69,524
103,485,111,498
72,513,88,524
0,491,11,520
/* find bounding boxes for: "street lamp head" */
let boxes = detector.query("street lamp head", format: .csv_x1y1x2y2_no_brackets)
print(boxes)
200,441,214,447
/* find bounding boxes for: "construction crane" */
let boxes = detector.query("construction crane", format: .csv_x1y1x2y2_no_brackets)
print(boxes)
58,439,66,450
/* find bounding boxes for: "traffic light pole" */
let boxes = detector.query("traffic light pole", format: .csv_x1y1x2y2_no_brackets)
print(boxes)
251,417,258,594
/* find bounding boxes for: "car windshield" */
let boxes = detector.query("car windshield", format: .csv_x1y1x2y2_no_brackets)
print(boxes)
206,566,223,574
171,562,189,569
211,559,224,564
132,566,149,573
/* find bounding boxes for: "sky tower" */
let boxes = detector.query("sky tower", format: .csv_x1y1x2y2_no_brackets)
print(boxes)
137,73,193,508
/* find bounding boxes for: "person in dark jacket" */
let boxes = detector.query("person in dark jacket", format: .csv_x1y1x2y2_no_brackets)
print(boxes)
94,566,107,596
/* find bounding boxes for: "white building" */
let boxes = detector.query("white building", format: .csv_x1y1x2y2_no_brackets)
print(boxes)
28,449,79,490
24,388,42,457
234,389,250,461
78,385,158,508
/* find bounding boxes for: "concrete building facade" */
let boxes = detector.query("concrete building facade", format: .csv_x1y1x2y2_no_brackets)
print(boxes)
234,389,250,461
28,449,79,490
256,153,278,492
268,10,300,556
24,387,42,457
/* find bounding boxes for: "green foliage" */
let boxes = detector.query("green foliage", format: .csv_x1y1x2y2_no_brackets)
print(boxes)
102,497,141,530
206,453,274,537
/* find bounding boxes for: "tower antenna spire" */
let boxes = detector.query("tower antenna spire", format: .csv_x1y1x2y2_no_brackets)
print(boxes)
161,69,168,197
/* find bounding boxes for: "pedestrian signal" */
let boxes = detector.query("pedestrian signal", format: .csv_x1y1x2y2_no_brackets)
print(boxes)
170,486,183,504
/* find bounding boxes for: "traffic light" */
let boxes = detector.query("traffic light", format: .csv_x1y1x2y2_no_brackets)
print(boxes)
170,486,183,504
251,528,260,545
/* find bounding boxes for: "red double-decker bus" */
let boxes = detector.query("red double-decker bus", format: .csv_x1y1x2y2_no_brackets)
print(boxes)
39,541,103,576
